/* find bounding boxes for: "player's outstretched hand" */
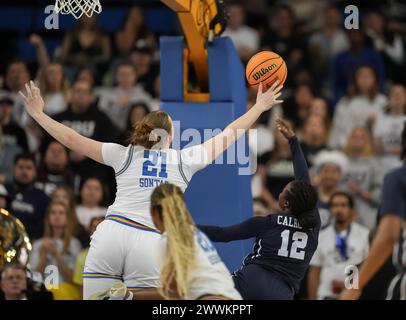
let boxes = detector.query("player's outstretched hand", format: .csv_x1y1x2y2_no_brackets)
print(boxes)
19,80,45,118
276,117,295,140
254,80,283,113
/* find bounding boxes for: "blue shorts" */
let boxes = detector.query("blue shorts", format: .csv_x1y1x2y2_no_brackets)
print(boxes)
233,264,295,300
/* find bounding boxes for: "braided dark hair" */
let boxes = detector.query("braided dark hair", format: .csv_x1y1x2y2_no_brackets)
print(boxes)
284,180,319,229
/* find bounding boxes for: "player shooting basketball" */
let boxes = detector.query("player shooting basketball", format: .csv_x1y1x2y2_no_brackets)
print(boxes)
19,80,282,299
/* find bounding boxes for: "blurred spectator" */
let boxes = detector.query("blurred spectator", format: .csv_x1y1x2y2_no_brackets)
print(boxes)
36,141,73,197
51,186,89,248
75,68,96,89
52,80,119,202
309,97,332,123
5,153,49,240
0,95,28,151
29,34,50,70
364,10,405,84
0,184,9,209
299,115,330,168
149,74,161,111
0,263,53,300
313,150,349,228
2,60,30,127
332,28,385,102
72,216,104,295
308,5,349,96
308,192,369,300
329,65,387,149
283,83,315,129
222,1,259,61
265,119,295,199
38,63,69,116
0,125,22,184
129,44,158,96
261,4,306,87
373,84,406,173
76,177,106,228
342,128,383,230
99,61,151,131
114,6,156,58
59,16,111,83
119,102,150,144
29,201,82,300
287,0,327,32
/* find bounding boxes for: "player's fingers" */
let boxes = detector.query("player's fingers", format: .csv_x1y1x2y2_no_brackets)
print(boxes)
274,99,284,104
25,83,32,98
273,92,282,100
273,84,283,94
268,79,280,92
18,91,28,103
257,82,263,96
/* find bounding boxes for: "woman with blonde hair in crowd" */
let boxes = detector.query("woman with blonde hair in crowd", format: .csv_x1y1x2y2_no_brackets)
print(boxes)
29,201,82,300
342,127,383,230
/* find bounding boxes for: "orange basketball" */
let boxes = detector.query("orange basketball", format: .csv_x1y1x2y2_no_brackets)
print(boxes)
246,51,287,89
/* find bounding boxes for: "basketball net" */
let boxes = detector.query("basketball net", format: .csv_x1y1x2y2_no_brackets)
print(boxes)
54,0,102,19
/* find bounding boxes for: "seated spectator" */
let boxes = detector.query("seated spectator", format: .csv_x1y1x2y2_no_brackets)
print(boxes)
313,150,349,227
308,192,369,300
52,80,119,203
261,4,306,87
51,186,89,248
222,1,259,61
114,6,156,58
342,127,383,230
36,141,73,197
0,125,22,184
373,84,406,173
299,115,330,168
332,27,385,103
0,263,53,300
0,264,53,300
38,63,69,116
72,216,104,296
99,61,151,132
283,83,315,129
0,95,28,151
329,65,387,149
5,154,49,240
129,44,158,96
364,10,405,84
0,184,9,209
119,102,150,144
59,15,111,83
308,5,349,96
309,97,332,124
148,74,161,112
76,177,106,228
29,201,82,300
75,68,96,89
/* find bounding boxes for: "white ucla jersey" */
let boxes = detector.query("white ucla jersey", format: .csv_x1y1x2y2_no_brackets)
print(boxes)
101,143,209,229
159,230,242,300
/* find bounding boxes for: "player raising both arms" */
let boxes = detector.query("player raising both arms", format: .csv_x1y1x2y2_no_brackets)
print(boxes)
340,123,406,300
199,118,321,300
19,80,283,299
90,183,242,300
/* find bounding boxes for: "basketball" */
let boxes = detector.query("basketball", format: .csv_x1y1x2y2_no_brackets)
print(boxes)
246,51,287,88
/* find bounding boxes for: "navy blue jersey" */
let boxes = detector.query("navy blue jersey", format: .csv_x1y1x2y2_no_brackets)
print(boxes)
199,136,321,293
378,165,406,269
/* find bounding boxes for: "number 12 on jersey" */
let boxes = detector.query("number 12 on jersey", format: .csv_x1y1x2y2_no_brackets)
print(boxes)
277,230,308,260
142,150,168,178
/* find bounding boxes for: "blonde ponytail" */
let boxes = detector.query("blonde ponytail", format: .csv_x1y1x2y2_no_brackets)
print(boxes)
151,184,196,299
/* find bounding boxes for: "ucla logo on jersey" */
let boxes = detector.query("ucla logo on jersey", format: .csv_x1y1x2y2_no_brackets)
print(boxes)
197,230,221,264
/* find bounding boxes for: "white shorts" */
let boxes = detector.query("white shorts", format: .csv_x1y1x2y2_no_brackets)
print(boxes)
83,215,162,299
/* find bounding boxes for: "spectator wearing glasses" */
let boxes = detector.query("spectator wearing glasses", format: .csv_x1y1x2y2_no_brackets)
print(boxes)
307,192,370,300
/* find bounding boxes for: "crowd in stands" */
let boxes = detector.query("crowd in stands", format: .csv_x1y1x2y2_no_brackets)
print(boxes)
1,0,406,299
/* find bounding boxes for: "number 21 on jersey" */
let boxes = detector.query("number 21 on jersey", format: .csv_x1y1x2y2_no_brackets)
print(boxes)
142,150,168,178
277,230,308,260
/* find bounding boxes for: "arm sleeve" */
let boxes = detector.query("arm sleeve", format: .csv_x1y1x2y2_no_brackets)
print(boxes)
180,144,210,181
101,143,130,172
198,216,268,242
380,171,406,219
288,136,310,183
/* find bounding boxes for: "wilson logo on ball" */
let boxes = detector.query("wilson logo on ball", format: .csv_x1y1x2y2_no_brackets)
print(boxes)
252,64,277,81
